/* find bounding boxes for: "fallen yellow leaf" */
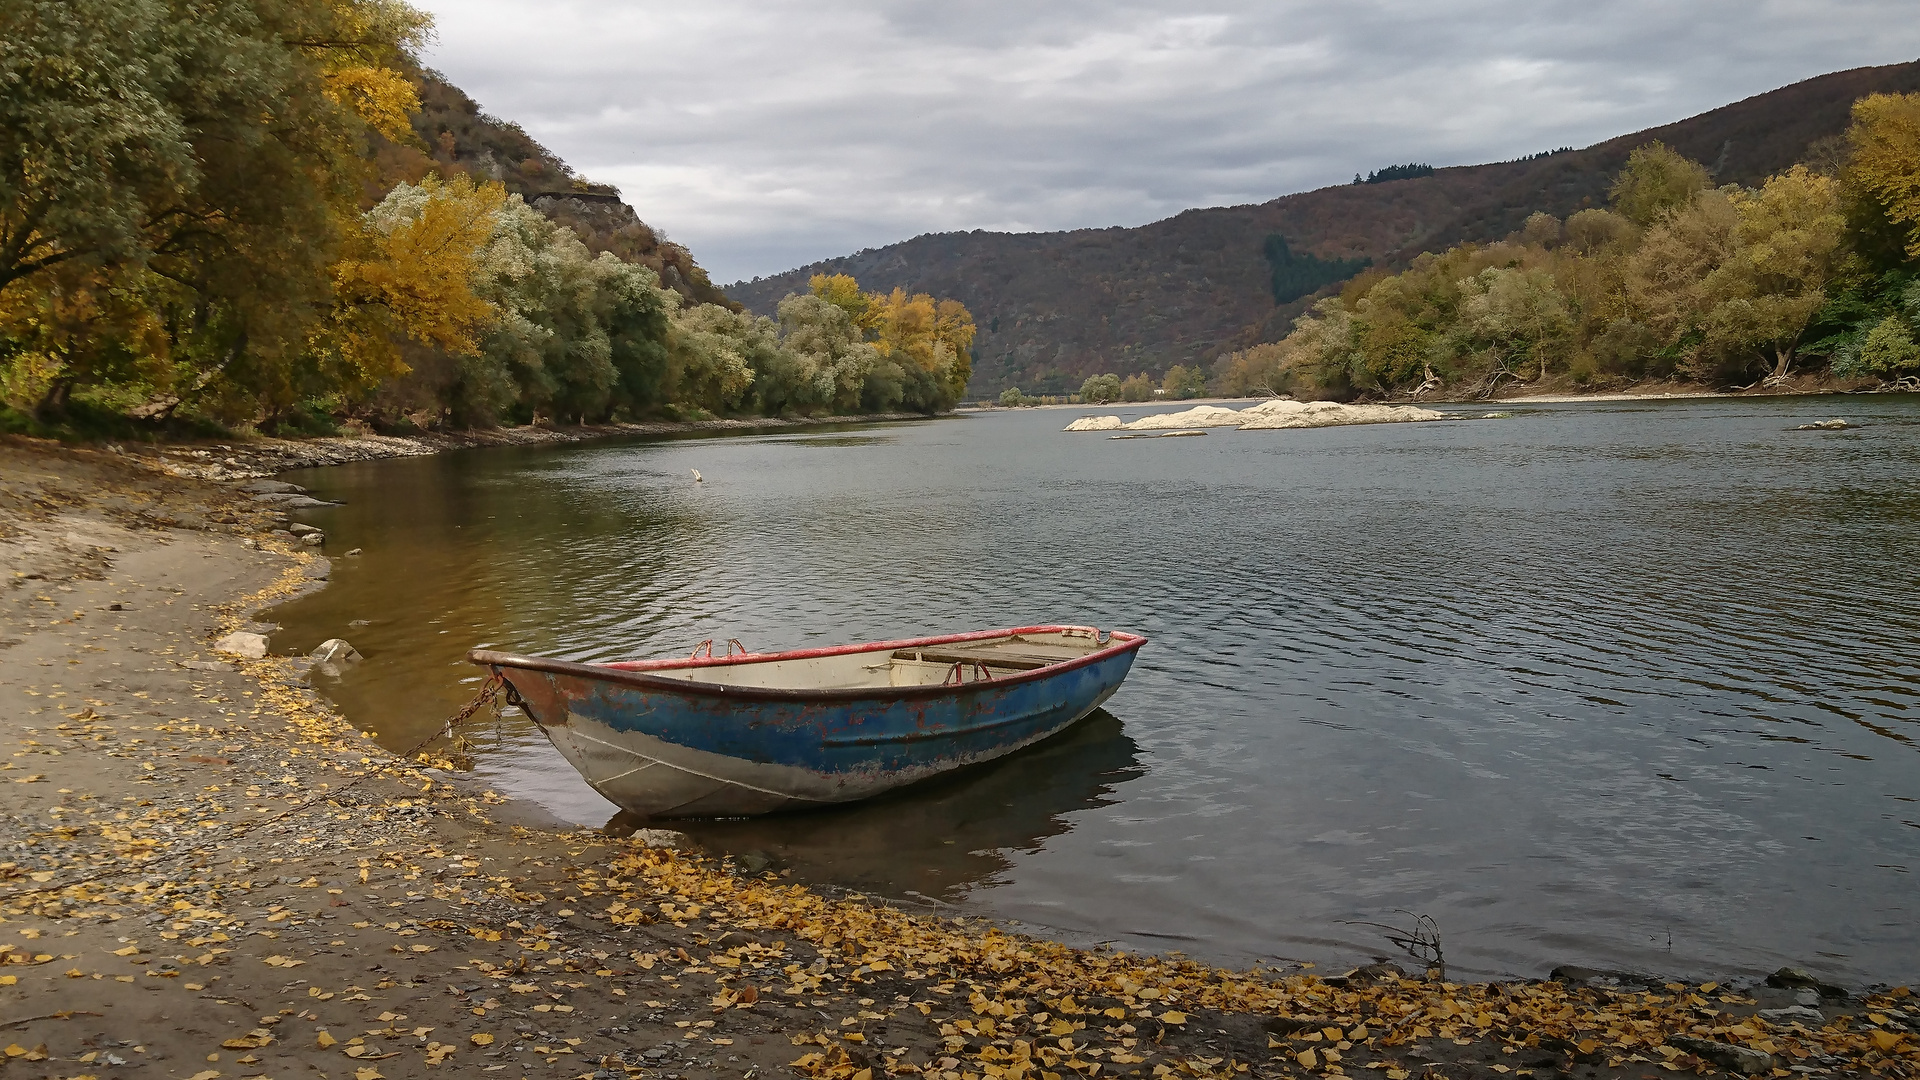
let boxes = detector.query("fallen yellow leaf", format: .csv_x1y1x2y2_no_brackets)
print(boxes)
470,1034,495,1046
1870,1030,1903,1053
316,1032,338,1049
1160,1011,1187,1025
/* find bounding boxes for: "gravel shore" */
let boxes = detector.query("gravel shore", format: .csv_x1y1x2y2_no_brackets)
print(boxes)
1,437,1913,1080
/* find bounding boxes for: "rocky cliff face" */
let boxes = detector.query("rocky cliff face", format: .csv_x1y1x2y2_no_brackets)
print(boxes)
370,69,734,310
726,59,1920,396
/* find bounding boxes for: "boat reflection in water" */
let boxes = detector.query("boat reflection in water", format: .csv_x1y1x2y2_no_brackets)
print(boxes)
611,710,1143,902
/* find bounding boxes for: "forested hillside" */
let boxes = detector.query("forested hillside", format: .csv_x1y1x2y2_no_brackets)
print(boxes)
727,59,1920,396
1,0,979,435
374,71,734,310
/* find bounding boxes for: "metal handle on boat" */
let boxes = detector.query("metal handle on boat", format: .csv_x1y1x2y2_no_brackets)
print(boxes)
725,638,747,657
943,660,993,686
691,639,714,660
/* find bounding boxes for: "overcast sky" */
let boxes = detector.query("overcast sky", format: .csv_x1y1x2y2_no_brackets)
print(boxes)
411,2,1920,284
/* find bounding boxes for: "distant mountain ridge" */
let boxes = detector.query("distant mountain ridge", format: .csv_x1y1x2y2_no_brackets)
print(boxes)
724,59,1920,396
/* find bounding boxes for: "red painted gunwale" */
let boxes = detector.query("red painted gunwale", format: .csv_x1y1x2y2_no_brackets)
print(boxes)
468,625,1146,704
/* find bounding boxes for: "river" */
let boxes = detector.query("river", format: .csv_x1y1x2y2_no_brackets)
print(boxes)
269,395,1920,987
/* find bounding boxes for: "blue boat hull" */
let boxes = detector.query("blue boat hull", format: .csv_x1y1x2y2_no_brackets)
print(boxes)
471,627,1144,818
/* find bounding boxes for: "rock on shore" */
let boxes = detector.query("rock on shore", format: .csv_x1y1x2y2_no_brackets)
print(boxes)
1065,398,1445,432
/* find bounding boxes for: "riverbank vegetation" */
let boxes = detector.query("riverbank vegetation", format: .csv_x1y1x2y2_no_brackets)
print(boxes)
1209,93,1920,401
0,0,974,439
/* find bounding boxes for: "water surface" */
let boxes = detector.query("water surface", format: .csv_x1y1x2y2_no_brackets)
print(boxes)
270,397,1920,986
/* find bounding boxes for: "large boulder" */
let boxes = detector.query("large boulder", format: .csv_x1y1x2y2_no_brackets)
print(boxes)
1063,415,1124,431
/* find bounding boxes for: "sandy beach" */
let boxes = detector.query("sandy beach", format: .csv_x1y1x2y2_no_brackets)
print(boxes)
1,436,1913,1080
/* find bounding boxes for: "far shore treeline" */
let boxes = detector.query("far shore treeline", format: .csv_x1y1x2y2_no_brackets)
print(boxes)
1199,95,1920,403
0,0,975,437
1052,95,1920,407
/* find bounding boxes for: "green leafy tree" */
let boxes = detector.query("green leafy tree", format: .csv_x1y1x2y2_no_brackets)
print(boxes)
1832,313,1920,379
0,0,432,424
1610,142,1713,226
1447,267,1572,384
1079,373,1121,403
777,293,878,414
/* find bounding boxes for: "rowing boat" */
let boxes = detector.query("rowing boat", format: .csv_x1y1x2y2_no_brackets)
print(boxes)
468,625,1146,818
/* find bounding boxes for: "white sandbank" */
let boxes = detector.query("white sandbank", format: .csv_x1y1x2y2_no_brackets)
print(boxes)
1063,398,1445,432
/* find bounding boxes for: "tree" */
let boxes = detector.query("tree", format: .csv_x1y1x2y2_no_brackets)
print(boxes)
1287,297,1361,399
1160,364,1207,399
1448,267,1572,385
1117,372,1155,402
777,293,878,414
667,302,760,413
1845,92,1920,259
1562,209,1635,256
1707,166,1847,382
1832,313,1920,381
1212,342,1296,397
327,174,505,384
1079,373,1121,403
1609,142,1712,226
0,0,434,424
0,0,193,293
809,273,870,326
999,386,1028,407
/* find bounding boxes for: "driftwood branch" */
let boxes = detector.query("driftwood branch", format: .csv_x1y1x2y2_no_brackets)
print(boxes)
0,1010,104,1031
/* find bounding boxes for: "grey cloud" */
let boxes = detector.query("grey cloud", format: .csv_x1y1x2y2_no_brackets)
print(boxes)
414,1,1920,282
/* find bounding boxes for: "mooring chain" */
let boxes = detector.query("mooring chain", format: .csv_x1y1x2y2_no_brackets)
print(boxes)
0,673,512,902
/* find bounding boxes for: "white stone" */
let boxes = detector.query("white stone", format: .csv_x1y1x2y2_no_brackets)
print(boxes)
1235,399,1444,429
1062,398,1448,433
213,632,270,659
310,638,362,665
1123,405,1249,430
629,828,692,849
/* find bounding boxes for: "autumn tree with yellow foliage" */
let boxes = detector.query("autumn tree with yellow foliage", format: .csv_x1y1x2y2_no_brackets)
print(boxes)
797,274,976,413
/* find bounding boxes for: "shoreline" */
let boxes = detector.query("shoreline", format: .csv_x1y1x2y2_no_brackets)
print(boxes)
123,410,945,482
2,437,1916,1079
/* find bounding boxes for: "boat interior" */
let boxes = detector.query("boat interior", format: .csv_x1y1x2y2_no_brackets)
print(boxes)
606,628,1116,691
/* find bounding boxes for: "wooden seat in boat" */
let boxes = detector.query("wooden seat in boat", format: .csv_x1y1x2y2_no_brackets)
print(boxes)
891,647,1052,671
